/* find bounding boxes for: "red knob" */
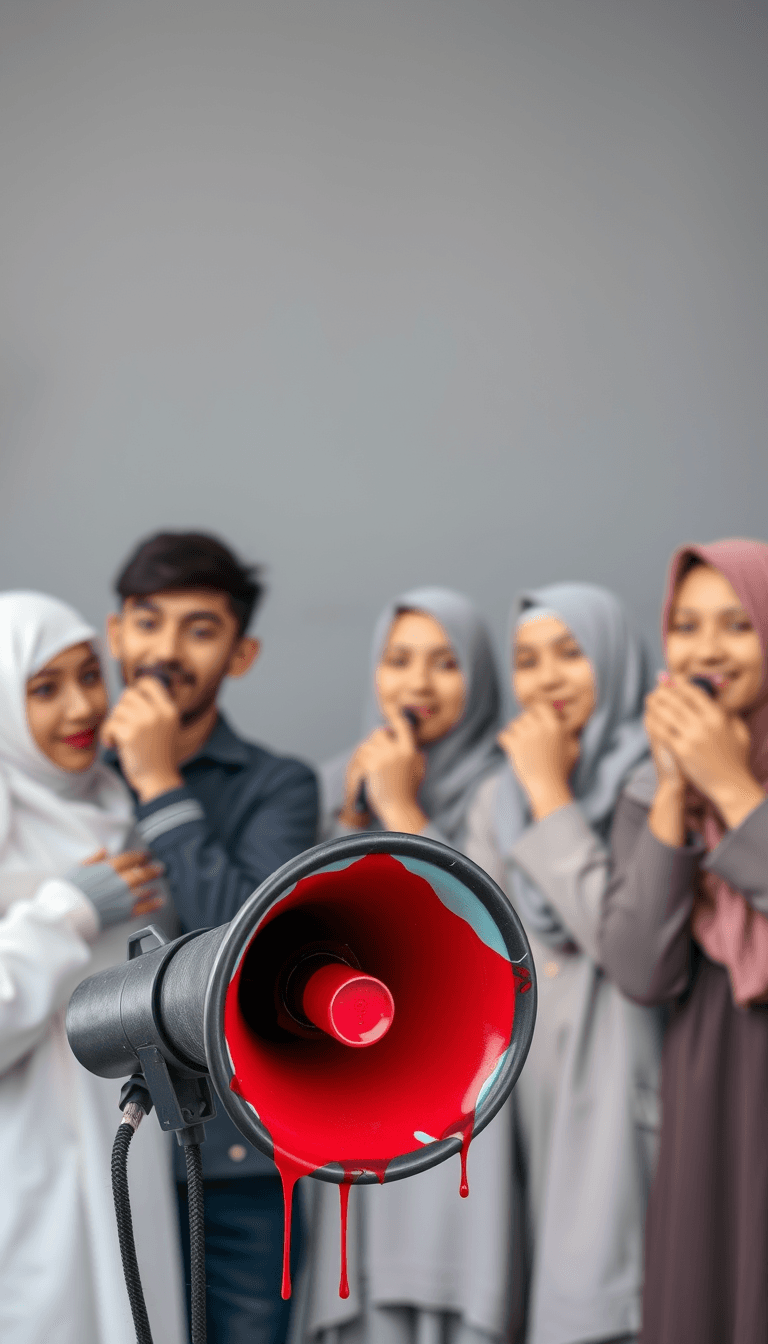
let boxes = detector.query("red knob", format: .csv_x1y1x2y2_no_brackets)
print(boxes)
301,963,395,1047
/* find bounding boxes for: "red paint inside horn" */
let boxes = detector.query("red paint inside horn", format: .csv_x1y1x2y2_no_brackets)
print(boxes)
224,853,520,1299
302,963,395,1046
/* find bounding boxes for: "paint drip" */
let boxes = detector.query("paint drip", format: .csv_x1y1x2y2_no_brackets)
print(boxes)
224,853,521,1297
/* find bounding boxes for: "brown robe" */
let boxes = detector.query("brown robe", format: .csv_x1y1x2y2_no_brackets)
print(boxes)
600,794,768,1344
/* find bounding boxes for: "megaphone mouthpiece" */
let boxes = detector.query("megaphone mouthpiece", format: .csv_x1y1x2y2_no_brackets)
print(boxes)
302,962,395,1046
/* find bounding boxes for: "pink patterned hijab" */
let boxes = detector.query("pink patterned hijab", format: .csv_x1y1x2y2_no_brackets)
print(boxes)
663,539,768,1006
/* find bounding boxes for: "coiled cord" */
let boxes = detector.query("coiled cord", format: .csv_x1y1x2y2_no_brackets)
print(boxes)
112,1116,154,1344
112,1100,208,1344
184,1141,207,1344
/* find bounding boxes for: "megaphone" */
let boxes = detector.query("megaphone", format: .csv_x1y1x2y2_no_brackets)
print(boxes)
66,831,536,1301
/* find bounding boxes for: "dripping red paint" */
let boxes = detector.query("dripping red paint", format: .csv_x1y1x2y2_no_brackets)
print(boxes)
224,853,519,1297
339,1182,352,1298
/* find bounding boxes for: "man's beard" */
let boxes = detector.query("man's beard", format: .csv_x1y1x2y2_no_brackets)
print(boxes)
127,662,220,727
178,684,220,727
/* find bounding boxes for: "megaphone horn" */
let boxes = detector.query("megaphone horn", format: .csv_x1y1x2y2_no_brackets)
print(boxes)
66,832,536,1298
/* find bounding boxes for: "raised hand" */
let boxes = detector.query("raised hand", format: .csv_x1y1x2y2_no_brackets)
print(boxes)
498,702,579,820
82,847,166,918
340,710,427,834
645,675,763,831
100,676,184,803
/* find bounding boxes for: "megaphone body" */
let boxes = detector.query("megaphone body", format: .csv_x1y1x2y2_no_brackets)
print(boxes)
67,832,536,1296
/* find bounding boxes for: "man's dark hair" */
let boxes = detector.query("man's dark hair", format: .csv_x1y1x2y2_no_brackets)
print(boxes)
115,531,264,635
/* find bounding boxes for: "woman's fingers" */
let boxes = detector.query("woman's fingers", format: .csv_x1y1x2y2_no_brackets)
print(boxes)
385,711,412,746
667,676,722,716
82,847,108,866
109,849,154,873
651,681,718,725
122,862,165,892
528,701,561,729
108,852,165,891
366,722,416,763
645,700,685,741
83,848,164,888
646,688,701,739
131,891,165,917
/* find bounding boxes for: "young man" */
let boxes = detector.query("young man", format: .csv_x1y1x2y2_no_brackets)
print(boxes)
104,531,319,1344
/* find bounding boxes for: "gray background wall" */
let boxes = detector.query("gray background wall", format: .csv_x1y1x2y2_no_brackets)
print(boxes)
1,0,767,767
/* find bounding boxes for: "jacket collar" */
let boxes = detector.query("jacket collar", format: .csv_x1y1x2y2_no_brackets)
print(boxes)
185,714,251,767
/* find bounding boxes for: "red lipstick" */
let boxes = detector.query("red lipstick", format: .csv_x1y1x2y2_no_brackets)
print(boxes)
62,729,96,750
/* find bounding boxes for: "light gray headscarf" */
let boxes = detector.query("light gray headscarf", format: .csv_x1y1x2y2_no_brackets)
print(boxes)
495,582,651,946
323,586,503,842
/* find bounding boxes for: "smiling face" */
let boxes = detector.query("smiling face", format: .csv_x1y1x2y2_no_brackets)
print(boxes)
513,616,596,733
666,563,764,713
107,589,259,725
26,642,110,771
375,611,466,744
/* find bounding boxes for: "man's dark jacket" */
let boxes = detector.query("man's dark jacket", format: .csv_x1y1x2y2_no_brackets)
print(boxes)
115,714,319,1179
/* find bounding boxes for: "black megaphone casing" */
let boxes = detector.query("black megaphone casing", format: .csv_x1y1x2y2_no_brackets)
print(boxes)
66,832,536,1294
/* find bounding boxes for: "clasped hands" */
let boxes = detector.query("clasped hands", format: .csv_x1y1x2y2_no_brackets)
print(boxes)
645,675,763,831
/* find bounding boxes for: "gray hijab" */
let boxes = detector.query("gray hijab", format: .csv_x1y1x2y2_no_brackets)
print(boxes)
323,586,503,842
494,582,651,946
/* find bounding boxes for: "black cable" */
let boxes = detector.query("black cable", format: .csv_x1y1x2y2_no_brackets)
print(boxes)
185,1141,207,1344
112,1119,154,1344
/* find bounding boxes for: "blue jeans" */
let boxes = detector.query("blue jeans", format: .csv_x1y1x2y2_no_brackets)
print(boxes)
177,1175,304,1344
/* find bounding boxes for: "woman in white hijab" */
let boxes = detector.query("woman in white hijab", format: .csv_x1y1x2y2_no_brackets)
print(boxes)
0,591,186,1344
464,583,662,1344
298,588,515,1344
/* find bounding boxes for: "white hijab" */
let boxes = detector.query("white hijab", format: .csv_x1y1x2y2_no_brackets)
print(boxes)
0,592,134,911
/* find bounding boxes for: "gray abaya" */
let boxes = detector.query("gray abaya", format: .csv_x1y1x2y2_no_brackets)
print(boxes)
298,588,514,1344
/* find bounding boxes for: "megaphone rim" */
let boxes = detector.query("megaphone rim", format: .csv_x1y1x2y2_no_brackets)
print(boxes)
202,831,537,1184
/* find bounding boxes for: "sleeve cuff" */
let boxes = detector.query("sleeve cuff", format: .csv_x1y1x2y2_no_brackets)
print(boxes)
703,798,768,900
65,861,134,930
325,818,366,840
136,787,206,844
33,878,101,943
420,822,451,846
510,802,595,878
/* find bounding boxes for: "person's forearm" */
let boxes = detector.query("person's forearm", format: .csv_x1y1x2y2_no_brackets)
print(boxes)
375,801,429,834
337,803,369,830
703,799,768,916
0,881,96,1073
510,804,607,960
600,798,702,1003
142,822,269,928
524,778,573,822
707,776,766,832
136,772,320,929
648,780,685,847
133,770,184,804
